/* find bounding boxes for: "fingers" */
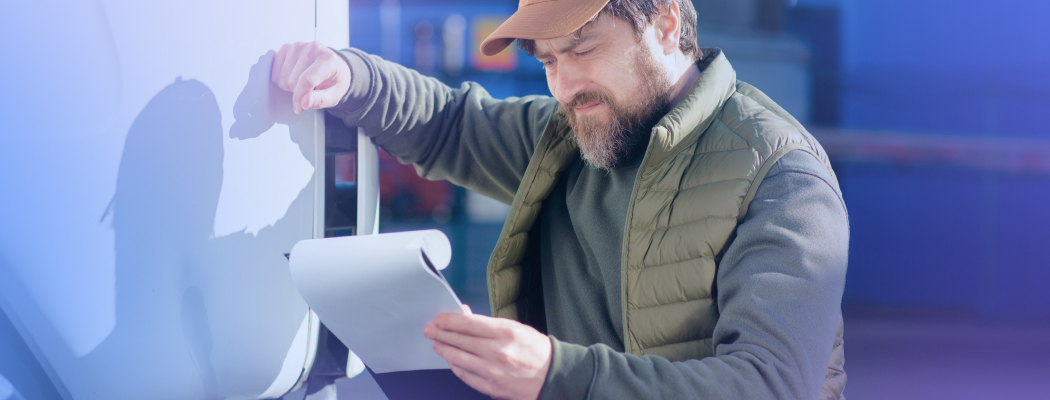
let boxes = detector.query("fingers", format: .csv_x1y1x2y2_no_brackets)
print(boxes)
285,52,312,95
462,304,473,314
271,41,349,113
278,44,305,91
426,324,492,357
426,314,550,400
434,313,506,339
432,339,486,373
299,65,350,111
436,343,500,398
272,42,303,91
449,364,497,398
292,63,334,112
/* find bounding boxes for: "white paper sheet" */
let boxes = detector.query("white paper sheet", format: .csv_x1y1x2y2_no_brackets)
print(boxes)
288,230,465,373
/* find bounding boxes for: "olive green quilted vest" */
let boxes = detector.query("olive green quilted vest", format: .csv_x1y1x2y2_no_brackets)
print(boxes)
486,50,845,396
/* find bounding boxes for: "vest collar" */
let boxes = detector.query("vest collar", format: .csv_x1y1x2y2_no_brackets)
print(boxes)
647,48,737,166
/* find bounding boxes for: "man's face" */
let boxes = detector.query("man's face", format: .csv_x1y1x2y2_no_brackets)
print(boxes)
534,13,673,170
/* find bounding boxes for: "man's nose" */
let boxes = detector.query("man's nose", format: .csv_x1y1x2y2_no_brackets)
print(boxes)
551,58,587,104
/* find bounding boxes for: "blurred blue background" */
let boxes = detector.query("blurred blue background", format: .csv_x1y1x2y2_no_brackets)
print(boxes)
327,0,1050,399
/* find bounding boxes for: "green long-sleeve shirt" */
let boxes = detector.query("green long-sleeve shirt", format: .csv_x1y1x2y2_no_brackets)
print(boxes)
327,48,848,400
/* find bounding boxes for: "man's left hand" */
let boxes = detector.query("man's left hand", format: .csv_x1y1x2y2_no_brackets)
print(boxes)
423,307,551,400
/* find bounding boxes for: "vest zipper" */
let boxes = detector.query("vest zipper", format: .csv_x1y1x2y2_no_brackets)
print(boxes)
619,130,658,355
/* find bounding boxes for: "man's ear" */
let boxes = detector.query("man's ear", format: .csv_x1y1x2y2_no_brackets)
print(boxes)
653,1,682,56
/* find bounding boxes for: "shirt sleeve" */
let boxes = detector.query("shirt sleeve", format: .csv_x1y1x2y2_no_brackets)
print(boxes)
538,150,849,400
324,48,560,204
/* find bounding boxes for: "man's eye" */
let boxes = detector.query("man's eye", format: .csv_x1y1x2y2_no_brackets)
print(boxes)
576,48,595,57
541,59,555,69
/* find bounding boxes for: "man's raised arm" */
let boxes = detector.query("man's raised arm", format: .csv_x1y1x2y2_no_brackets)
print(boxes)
271,41,560,204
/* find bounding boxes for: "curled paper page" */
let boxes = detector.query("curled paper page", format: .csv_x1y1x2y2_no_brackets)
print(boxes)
288,230,465,373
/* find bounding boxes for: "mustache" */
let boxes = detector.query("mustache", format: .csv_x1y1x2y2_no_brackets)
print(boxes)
563,90,616,112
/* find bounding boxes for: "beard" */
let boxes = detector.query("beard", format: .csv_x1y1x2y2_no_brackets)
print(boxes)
561,48,673,171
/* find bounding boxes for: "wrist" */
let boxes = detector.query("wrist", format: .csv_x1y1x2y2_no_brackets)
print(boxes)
536,336,593,400
328,48,373,112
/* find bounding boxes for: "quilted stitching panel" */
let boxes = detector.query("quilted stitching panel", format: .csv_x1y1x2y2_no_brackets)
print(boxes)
490,263,523,310
626,257,716,308
628,298,718,349
663,179,752,227
673,150,759,191
635,217,738,267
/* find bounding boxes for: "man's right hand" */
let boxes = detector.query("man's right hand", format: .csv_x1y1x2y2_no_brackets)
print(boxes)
271,41,351,114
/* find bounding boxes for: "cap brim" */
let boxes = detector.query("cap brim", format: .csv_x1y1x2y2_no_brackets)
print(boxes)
480,0,610,56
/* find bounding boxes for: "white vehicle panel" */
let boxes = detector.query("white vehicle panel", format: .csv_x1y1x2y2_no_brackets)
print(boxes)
0,0,342,398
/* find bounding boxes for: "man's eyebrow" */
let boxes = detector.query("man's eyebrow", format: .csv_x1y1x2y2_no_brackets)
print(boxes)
533,47,552,60
533,32,595,60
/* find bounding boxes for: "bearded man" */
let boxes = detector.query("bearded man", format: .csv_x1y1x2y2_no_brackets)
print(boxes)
272,0,848,399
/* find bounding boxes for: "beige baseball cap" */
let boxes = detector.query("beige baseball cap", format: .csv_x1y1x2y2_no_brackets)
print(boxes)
480,0,612,56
